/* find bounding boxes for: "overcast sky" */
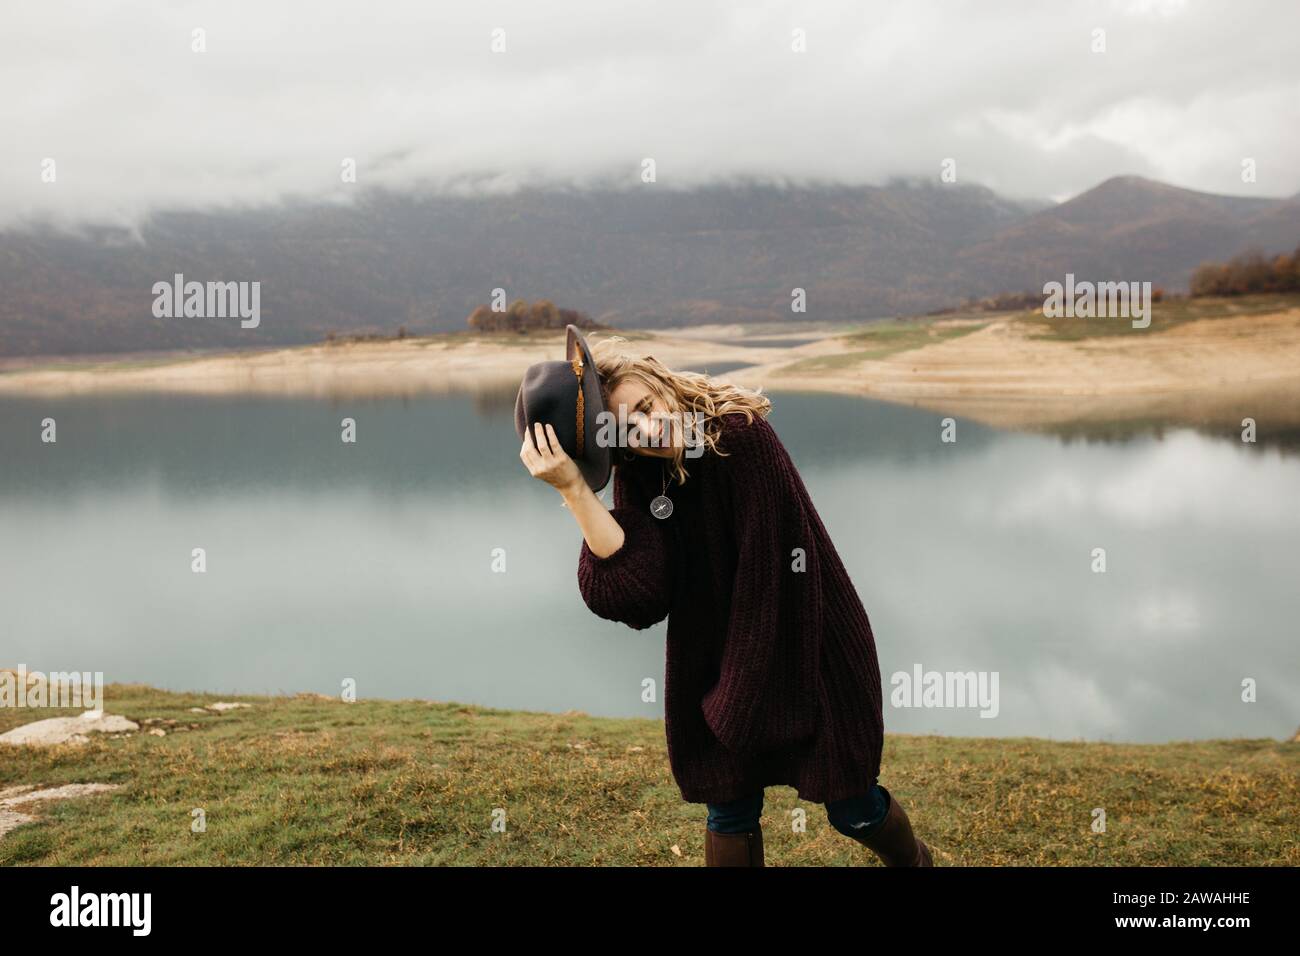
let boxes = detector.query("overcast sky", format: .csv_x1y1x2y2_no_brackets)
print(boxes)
3,0,1298,230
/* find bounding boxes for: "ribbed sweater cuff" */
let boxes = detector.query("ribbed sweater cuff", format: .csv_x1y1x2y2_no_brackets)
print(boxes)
579,535,636,571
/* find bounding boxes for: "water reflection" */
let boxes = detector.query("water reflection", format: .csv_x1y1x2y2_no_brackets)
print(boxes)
1,390,1295,743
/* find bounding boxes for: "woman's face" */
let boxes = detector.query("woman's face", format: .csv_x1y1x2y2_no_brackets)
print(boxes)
606,378,679,458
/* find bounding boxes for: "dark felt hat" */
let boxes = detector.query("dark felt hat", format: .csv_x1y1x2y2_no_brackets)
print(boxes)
514,325,611,493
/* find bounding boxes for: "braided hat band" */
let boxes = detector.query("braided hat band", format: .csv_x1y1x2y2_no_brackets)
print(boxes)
571,356,585,457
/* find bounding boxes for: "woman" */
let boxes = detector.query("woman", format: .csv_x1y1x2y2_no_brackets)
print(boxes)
517,330,933,867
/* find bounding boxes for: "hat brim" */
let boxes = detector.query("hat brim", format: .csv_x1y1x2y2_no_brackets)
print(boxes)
566,325,611,493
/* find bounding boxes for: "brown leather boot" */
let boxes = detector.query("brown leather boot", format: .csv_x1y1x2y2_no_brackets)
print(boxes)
847,786,933,867
704,826,765,866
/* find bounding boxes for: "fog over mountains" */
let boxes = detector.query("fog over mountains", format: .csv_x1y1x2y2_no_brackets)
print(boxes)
1,175,1297,356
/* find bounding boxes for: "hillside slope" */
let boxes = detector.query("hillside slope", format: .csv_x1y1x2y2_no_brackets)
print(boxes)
1,177,1296,356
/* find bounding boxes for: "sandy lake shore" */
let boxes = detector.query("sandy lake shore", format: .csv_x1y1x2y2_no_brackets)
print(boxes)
3,298,1300,433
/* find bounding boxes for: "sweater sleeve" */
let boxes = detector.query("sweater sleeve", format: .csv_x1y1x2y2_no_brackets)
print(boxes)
700,417,823,754
576,468,672,630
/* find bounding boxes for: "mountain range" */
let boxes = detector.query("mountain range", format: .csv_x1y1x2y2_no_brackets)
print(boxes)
1,175,1296,356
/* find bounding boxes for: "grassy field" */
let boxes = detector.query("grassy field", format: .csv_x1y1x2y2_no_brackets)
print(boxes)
778,319,989,373
765,293,1300,378
0,352,235,376
1016,292,1300,341
2,685,1295,867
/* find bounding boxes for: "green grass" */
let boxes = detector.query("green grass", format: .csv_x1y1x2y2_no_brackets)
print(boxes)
771,293,1300,366
402,328,567,347
2,685,1294,866
0,354,225,376
777,319,988,374
1016,292,1300,342
373,327,664,349
425,326,652,347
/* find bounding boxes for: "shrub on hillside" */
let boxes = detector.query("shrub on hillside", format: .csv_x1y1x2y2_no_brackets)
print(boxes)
1190,245,1300,297
467,299,598,333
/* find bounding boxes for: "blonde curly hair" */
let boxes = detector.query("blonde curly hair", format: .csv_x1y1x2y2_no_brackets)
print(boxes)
588,334,772,485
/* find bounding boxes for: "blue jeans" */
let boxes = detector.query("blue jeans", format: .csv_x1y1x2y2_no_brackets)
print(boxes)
706,783,891,839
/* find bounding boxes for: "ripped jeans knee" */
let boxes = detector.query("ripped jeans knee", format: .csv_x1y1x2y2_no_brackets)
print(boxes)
825,783,890,840
705,783,891,837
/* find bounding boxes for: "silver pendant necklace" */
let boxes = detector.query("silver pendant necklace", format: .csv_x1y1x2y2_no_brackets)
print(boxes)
650,462,673,519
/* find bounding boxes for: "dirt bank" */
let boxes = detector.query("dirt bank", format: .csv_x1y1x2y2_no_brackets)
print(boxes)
3,300,1299,432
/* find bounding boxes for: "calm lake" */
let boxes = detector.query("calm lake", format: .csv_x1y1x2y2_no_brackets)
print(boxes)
2,390,1296,743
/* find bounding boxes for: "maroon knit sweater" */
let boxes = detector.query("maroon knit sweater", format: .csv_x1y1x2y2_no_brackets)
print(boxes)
577,412,884,805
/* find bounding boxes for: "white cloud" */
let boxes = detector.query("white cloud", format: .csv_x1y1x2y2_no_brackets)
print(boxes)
1131,590,1202,637
1,0,1297,229
987,431,1300,531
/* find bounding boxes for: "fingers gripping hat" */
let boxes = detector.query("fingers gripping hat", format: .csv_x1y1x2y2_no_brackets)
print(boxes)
514,325,611,493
